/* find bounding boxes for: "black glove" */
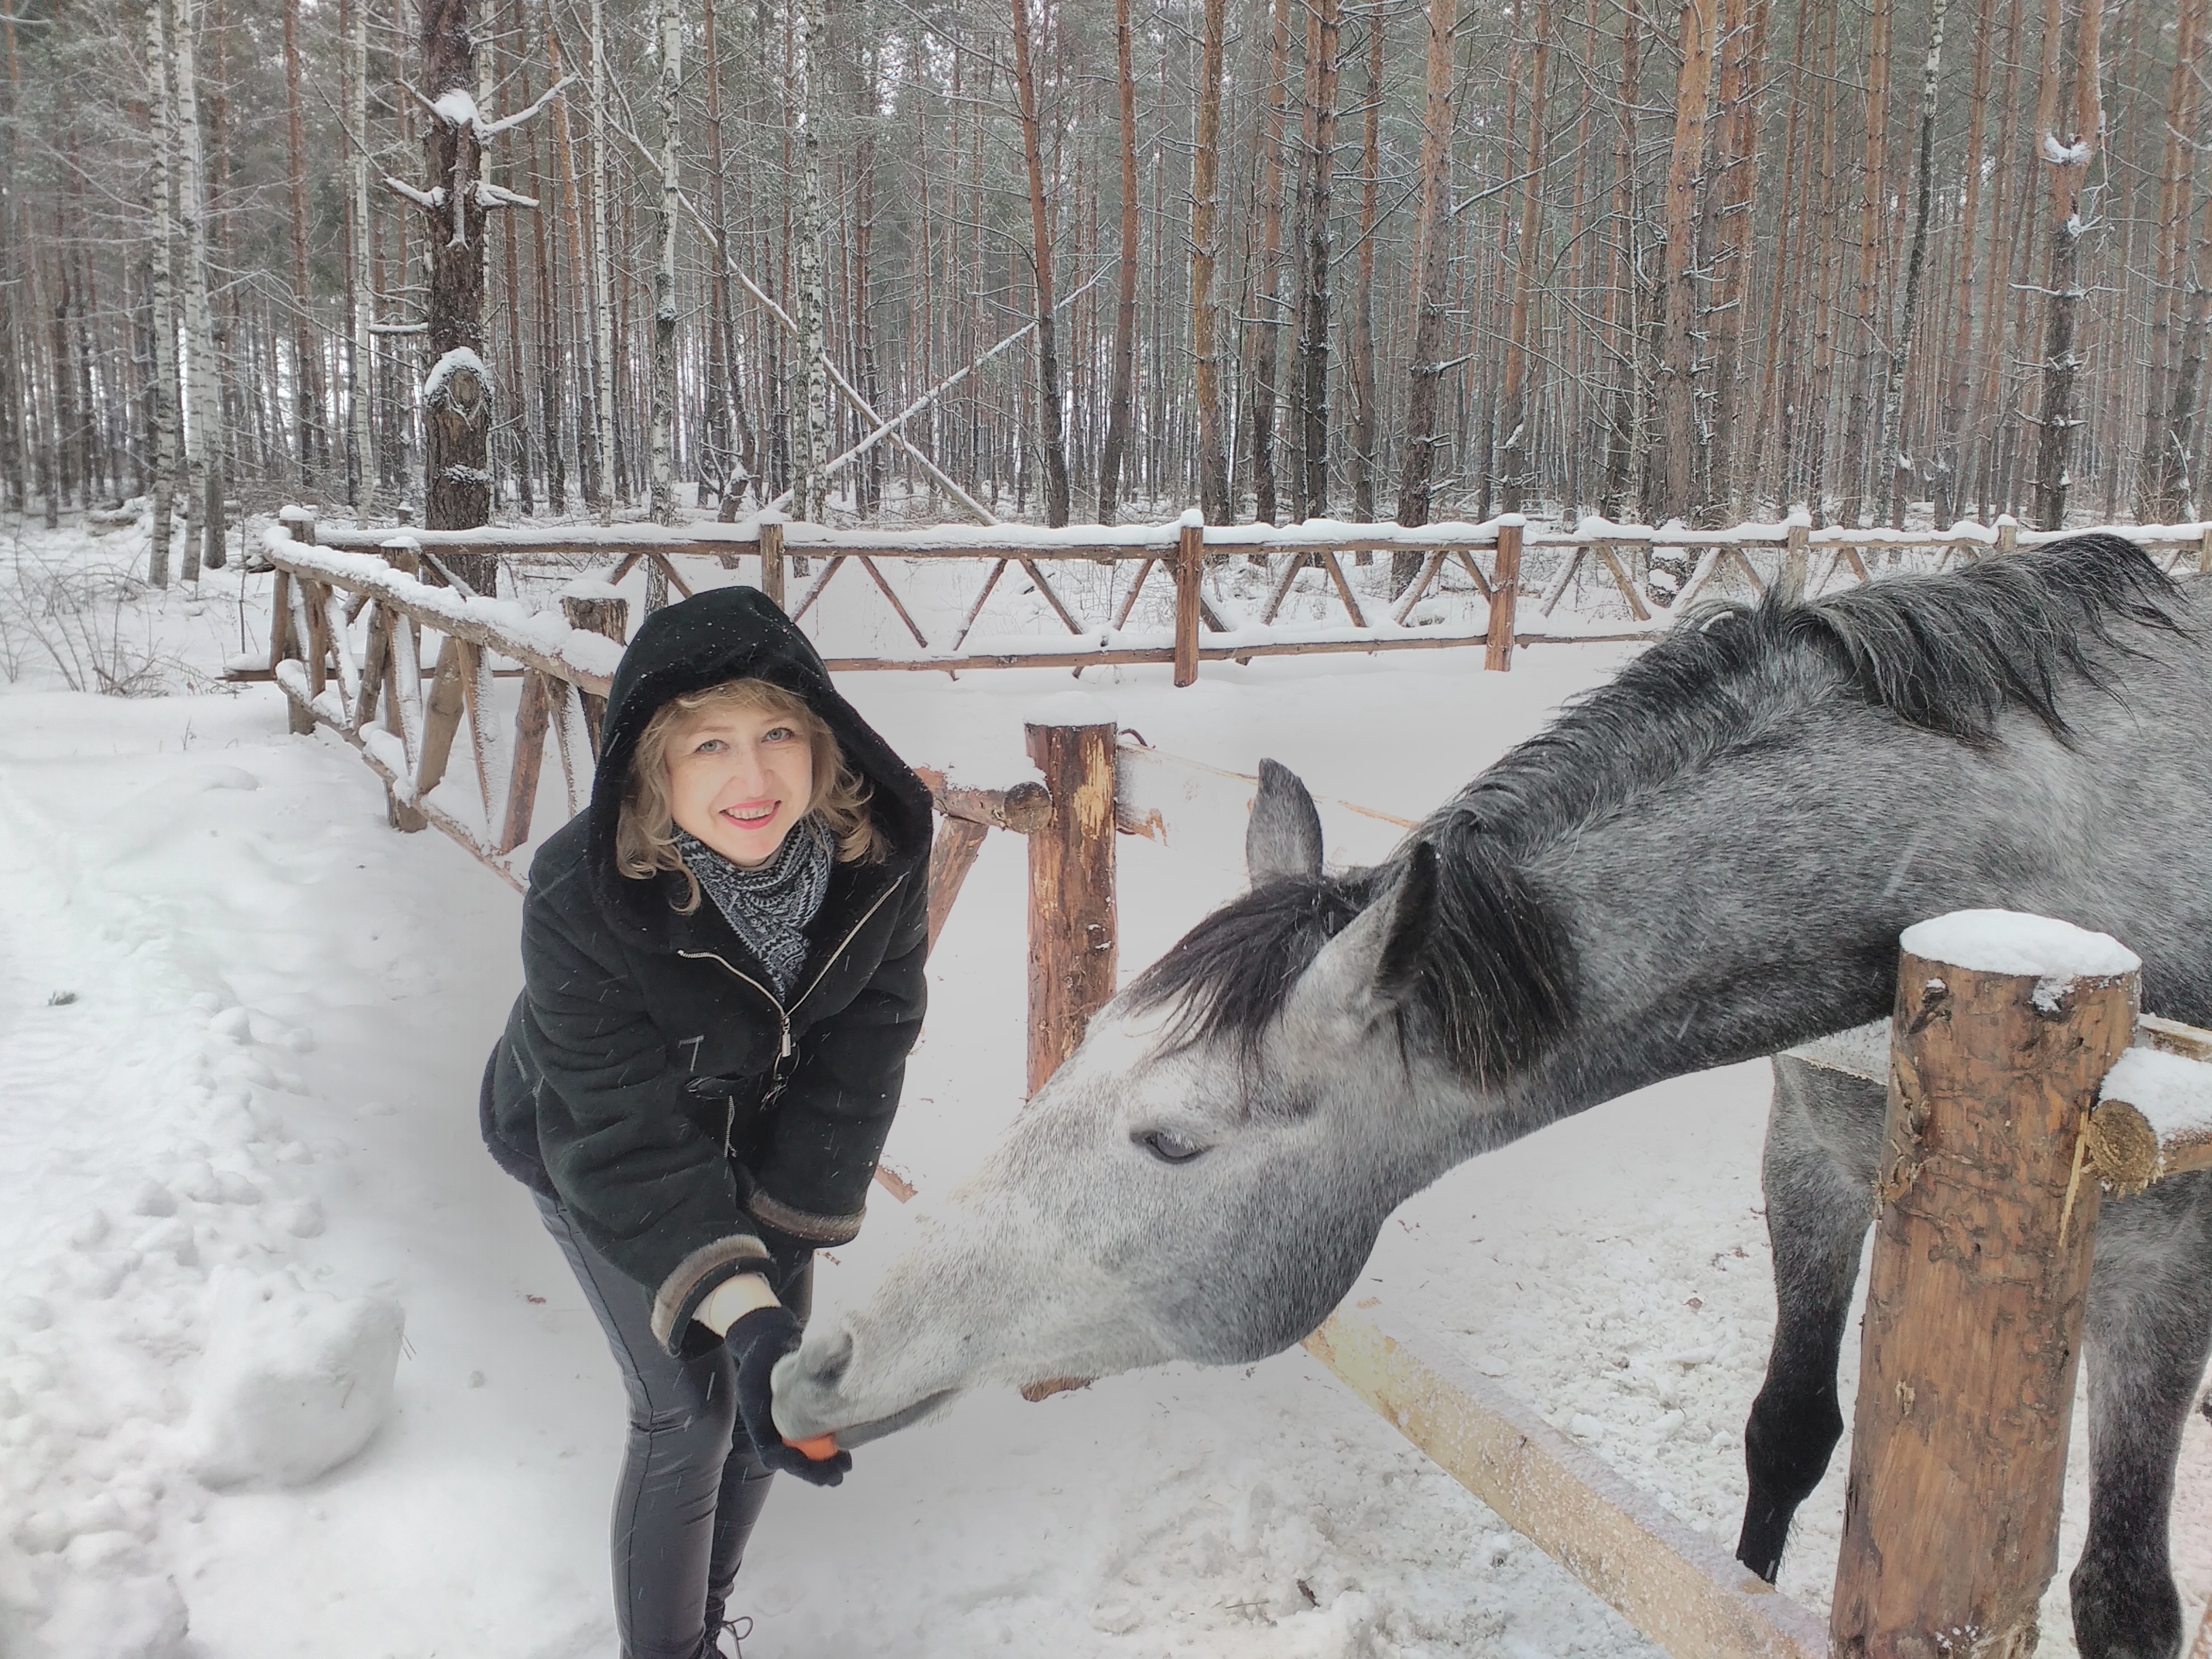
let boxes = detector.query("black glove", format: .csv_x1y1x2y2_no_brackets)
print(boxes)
726,1305,852,1487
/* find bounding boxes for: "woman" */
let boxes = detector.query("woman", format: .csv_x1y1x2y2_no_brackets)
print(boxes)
480,586,933,1659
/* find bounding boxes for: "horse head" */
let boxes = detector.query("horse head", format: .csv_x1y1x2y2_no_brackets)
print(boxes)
773,760,1511,1447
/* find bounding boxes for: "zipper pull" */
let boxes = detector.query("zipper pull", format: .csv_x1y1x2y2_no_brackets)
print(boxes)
779,1023,793,1061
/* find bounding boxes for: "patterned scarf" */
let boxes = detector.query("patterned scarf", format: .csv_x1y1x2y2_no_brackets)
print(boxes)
675,817,834,1000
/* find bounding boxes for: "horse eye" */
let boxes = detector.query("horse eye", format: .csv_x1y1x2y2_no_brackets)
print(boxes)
1140,1129,1206,1164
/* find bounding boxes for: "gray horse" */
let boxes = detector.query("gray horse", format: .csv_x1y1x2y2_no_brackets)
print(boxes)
777,533,2212,1659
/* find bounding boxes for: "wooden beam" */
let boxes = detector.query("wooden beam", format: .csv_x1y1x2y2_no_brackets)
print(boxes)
498,671,554,854
1305,1306,1830,1659
925,817,988,956
1024,718,1119,1093
1172,522,1204,687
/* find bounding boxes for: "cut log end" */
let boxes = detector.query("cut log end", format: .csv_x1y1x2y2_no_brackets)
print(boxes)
2087,1099,2161,1196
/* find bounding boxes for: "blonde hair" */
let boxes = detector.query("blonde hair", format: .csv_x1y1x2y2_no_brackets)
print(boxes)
616,678,884,909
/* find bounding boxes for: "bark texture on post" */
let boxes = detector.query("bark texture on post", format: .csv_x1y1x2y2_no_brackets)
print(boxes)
1830,913,2139,1659
1025,718,1118,1096
1172,518,1204,688
1485,516,1523,672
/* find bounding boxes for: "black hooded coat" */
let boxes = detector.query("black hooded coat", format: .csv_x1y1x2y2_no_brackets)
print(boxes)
480,586,933,1353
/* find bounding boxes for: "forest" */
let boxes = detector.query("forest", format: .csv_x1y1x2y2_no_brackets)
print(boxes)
0,0,2198,571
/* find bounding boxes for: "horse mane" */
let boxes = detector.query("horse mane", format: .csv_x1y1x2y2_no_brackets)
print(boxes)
1128,533,2183,1090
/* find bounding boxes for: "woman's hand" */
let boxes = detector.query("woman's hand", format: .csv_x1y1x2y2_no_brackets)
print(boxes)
724,1303,853,1487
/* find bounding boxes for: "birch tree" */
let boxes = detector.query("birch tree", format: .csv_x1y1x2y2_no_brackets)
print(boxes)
172,0,224,576
145,0,180,586
1189,0,1231,524
649,0,684,538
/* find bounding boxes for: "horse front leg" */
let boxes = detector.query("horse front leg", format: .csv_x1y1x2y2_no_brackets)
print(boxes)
1736,1057,1881,1584
2068,1179,2212,1659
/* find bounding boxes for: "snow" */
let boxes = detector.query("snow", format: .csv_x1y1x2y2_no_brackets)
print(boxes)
4,510,2208,1659
421,347,487,405
2042,133,2091,166
431,88,480,131
2102,1048,2212,1144
1787,1017,1889,1082
1899,909,2139,984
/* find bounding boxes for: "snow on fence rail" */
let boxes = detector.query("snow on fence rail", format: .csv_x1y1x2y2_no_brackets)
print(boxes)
268,505,2212,689
253,508,2212,1658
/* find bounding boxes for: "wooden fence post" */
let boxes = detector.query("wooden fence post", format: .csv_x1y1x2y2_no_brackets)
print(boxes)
1830,911,2139,1659
1782,519,1810,600
1024,718,1118,1094
560,591,630,758
1173,518,1204,688
1994,514,2020,556
2198,524,2211,577
760,517,787,610
379,541,430,832
1485,515,1524,672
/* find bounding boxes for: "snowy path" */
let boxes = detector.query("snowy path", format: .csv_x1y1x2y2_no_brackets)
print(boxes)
3,531,2207,1656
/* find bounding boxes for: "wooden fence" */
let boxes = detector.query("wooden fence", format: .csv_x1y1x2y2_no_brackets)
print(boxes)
251,506,2212,1656
264,506,2212,689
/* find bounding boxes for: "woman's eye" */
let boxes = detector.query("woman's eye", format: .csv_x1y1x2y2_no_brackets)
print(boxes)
1140,1129,1206,1164
693,738,726,755
763,726,796,743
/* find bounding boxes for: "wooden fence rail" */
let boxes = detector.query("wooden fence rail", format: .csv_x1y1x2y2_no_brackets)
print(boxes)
268,508,2212,691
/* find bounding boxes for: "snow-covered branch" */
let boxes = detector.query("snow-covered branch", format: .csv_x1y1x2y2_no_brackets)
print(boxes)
476,75,576,138
475,181,541,210
382,176,444,210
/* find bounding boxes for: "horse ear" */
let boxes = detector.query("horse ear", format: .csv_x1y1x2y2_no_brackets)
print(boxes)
1372,841,1439,1002
1289,842,1438,1021
1247,759,1324,884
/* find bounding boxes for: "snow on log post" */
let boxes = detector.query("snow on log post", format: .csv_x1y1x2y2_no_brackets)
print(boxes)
1024,716,1119,1095
1173,516,1204,688
559,590,628,758
1485,515,1523,672
1830,910,2139,1659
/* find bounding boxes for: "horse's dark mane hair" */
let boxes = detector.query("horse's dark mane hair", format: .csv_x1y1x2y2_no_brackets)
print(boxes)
1128,533,2184,1087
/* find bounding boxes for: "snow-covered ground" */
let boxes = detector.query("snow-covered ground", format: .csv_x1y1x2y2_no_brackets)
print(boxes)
3,510,2208,1659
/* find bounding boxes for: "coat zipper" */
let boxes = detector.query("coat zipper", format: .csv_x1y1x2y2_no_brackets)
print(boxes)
678,874,905,1155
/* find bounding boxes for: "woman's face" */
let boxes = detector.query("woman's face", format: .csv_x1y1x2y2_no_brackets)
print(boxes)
664,702,816,868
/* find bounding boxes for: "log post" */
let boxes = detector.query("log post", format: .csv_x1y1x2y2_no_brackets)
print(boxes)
1173,518,1204,688
926,818,988,955
1025,717,1119,1094
2198,524,2211,577
760,516,787,610
1485,514,1523,672
1994,514,2019,556
1782,520,1810,601
560,590,630,758
1830,910,2139,1659
380,541,430,831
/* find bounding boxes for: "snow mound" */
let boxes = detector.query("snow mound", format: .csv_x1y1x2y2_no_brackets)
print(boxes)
33,1572,190,1659
184,1274,403,1489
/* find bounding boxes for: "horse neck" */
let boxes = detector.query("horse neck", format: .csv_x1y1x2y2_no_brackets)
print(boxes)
1492,705,2083,1126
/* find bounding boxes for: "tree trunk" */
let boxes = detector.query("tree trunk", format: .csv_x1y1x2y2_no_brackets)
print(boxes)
2030,0,2102,532
702,0,740,506
1345,8,1384,522
1877,0,1947,528
283,0,325,490
793,0,830,521
1652,0,1717,527
1009,0,1071,527
146,0,181,584
1933,0,2003,525
1292,0,1339,521
1600,0,1642,518
173,0,225,575
648,0,682,536
1498,0,1552,517
1395,0,1458,533
2158,183,2212,516
1702,0,1769,518
1248,0,1292,524
342,0,378,516
588,0,617,523
1098,0,1141,525
2137,0,2209,523
1189,0,1231,523
1836,0,1894,527
417,0,495,572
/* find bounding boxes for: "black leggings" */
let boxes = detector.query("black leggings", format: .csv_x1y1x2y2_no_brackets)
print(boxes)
537,1193,813,1659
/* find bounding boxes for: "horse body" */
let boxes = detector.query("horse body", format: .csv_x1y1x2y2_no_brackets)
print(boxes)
778,537,2212,1658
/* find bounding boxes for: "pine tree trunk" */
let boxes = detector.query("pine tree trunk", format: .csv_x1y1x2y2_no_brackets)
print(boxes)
1395,0,1458,534
1934,0,2002,525
418,0,494,560
1703,0,1769,518
648,0,682,535
1098,0,1141,525
173,0,224,575
1009,0,1071,527
2030,0,2102,531
341,0,378,516
1248,0,1291,525
1837,0,1893,527
2158,185,2212,516
1880,0,1948,527
1190,0,1231,523
1652,0,1717,527
1599,0,1641,518
2137,0,2209,523
1498,0,1551,516
1292,0,1339,521
794,0,830,522
702,0,739,506
1345,8,1384,522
